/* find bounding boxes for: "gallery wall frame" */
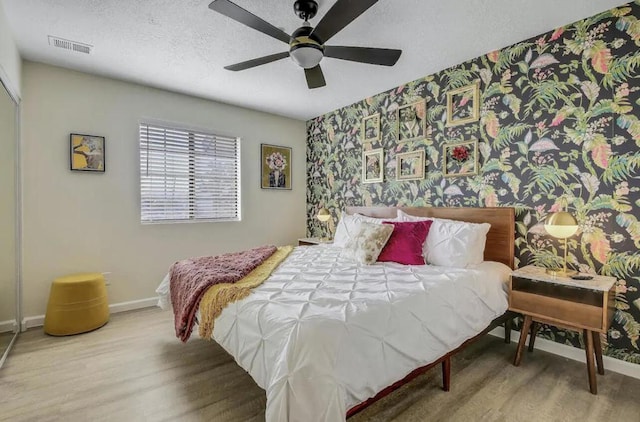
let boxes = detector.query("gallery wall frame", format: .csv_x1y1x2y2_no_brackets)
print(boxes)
361,113,381,143
362,148,384,184
443,139,479,178
396,150,425,181
396,99,427,143
446,81,480,127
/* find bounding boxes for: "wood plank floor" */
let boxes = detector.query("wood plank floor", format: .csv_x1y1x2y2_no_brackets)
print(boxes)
1,308,638,421
0,332,14,354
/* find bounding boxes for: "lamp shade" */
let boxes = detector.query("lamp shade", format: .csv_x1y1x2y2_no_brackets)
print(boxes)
317,208,331,222
544,211,578,238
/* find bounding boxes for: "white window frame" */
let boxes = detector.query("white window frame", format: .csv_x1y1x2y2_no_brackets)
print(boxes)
139,121,241,224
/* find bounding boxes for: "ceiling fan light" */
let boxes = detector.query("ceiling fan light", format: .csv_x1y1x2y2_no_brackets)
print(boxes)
290,45,323,69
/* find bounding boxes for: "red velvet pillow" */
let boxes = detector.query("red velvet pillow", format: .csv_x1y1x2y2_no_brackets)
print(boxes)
377,220,433,265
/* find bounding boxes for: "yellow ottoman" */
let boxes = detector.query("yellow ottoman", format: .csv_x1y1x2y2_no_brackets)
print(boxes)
44,273,109,336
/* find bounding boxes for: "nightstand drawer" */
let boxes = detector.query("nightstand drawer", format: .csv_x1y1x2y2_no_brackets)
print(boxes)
510,290,603,331
511,277,603,307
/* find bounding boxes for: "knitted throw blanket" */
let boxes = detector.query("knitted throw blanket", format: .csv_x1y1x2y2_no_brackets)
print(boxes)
198,245,293,340
170,245,277,342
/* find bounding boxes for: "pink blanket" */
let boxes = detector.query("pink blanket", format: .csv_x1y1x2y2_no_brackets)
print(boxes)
170,245,277,342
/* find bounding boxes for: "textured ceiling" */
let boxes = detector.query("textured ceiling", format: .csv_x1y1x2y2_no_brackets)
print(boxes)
2,0,628,120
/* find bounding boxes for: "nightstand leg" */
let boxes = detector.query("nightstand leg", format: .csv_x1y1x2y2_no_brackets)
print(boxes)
584,329,597,394
514,315,533,366
592,331,605,375
528,322,539,352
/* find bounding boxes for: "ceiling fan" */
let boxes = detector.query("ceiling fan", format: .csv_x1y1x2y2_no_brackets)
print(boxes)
208,0,402,89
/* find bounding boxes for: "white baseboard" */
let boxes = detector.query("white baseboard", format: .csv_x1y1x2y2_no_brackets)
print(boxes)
489,327,640,380
0,319,17,334
21,315,46,331
21,297,158,332
108,297,159,314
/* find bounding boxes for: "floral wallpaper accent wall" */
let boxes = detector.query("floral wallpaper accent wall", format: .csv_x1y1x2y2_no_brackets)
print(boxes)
306,2,640,363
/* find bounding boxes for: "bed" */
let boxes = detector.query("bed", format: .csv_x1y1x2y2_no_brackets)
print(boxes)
157,206,515,421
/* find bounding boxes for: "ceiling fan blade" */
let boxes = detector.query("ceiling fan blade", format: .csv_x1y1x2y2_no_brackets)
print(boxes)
324,46,402,66
224,52,290,71
305,65,326,89
311,0,378,43
208,0,291,44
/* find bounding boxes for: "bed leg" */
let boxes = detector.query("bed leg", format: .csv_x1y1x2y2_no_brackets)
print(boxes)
441,356,451,392
504,317,512,344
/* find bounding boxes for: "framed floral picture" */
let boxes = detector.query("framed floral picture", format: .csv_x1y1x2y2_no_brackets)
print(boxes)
361,113,380,143
396,150,425,181
362,148,384,184
446,81,480,127
70,133,105,172
261,144,292,190
443,139,478,177
396,99,426,143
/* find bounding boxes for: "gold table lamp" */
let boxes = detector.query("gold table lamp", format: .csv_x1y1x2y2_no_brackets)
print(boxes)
544,202,579,277
317,208,331,241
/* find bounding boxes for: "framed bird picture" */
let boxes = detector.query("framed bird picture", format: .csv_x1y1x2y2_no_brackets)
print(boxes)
70,133,105,172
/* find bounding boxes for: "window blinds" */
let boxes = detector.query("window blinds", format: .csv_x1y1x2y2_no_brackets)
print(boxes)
139,123,240,223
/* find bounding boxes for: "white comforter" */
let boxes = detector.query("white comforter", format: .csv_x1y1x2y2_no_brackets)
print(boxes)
157,245,510,422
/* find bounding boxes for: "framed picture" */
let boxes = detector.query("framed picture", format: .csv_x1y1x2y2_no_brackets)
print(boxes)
396,99,426,143
70,133,105,172
443,139,479,178
362,148,384,184
446,81,480,127
261,144,292,190
361,113,380,143
396,150,425,181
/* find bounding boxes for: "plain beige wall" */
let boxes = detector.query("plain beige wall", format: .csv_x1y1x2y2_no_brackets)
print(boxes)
0,3,20,97
21,61,307,317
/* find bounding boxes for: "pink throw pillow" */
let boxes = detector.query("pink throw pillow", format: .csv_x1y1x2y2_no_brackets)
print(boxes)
377,220,433,265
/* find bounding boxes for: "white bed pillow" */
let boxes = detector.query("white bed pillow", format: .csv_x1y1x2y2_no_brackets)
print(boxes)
397,210,490,268
333,211,400,248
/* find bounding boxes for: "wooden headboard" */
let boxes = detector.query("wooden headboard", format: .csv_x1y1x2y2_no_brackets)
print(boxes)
346,206,515,269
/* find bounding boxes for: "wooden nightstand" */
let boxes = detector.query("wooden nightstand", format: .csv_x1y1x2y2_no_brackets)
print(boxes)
509,265,616,394
298,238,332,246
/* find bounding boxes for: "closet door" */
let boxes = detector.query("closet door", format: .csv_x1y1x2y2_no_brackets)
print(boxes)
0,79,18,366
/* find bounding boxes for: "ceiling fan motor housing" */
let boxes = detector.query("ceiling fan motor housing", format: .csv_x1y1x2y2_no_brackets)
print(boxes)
290,25,324,68
293,0,318,21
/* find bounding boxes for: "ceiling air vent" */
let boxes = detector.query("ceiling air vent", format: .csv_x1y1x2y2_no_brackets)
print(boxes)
48,36,92,54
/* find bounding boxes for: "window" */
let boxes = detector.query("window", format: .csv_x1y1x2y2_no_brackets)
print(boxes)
139,123,240,223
